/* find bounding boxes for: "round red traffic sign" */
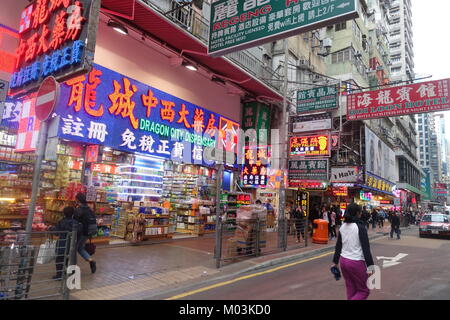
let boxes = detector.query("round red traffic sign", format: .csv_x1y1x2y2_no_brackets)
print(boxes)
35,76,59,121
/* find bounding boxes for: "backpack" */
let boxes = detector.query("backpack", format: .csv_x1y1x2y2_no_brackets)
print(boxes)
78,205,98,236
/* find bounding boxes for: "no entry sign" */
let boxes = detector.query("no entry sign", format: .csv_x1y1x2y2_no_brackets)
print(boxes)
35,76,59,121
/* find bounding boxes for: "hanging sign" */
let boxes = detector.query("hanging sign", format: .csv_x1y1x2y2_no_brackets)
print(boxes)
365,172,396,194
208,0,359,56
289,134,330,157
289,112,331,133
330,166,363,183
242,146,269,187
9,0,101,96
297,191,309,215
347,78,450,120
332,186,348,197
288,159,328,181
297,85,338,113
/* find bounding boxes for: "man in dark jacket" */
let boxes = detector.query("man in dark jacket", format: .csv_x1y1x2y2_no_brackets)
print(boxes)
390,212,401,239
361,206,370,229
74,193,97,273
49,207,82,280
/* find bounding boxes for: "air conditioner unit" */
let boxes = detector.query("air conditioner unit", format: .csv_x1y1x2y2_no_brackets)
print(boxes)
297,59,310,69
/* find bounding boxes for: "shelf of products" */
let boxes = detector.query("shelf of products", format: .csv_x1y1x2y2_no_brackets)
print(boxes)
220,192,252,230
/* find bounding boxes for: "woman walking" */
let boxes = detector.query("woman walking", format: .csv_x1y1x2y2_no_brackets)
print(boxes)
332,203,375,300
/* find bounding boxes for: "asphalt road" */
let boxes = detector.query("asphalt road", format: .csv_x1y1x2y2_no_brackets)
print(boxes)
157,227,450,300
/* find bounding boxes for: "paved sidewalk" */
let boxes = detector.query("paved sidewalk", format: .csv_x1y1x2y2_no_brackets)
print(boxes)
69,223,395,300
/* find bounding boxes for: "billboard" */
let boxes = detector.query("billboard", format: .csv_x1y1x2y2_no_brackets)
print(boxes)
347,79,450,120
208,0,359,56
330,166,363,183
365,126,395,183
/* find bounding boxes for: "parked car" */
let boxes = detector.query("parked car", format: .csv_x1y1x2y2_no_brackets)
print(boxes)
419,214,450,238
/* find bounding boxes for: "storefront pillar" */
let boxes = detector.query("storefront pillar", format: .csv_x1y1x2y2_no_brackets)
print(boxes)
214,163,224,268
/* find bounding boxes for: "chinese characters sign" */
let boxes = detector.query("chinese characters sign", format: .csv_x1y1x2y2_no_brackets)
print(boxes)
288,159,328,182
55,63,238,167
9,0,100,95
242,146,269,187
332,186,348,197
208,0,358,56
242,102,271,139
289,112,331,133
290,134,330,157
365,172,395,194
347,79,450,120
297,85,338,113
296,191,309,216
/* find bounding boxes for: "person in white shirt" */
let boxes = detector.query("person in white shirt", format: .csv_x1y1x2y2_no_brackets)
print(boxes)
332,203,375,300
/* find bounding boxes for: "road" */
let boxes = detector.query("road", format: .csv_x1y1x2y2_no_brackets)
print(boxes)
153,227,450,300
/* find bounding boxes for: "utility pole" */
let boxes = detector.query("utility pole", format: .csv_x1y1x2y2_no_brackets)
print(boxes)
277,39,289,249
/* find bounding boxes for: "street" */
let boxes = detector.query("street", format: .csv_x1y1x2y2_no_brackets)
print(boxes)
154,227,450,300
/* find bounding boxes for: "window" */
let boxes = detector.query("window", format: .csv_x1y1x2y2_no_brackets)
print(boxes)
335,22,346,31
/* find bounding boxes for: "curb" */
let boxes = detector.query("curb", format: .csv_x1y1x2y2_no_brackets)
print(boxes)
240,232,386,273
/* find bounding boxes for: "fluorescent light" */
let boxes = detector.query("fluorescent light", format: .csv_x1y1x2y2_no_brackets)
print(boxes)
115,186,163,191
117,193,162,197
182,61,198,71
120,172,163,178
107,20,128,35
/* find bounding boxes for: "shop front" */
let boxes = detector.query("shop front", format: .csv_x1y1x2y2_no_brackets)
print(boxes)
356,172,397,212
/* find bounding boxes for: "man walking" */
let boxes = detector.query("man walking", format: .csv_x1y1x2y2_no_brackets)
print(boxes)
74,193,97,273
390,212,401,240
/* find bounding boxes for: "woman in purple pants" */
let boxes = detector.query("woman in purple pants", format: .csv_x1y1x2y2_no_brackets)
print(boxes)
332,203,375,300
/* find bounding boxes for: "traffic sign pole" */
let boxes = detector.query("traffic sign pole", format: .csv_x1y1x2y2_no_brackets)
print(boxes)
25,77,59,236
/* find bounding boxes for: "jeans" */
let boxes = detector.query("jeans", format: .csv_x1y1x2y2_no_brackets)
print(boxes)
340,257,370,300
390,226,400,239
77,235,91,261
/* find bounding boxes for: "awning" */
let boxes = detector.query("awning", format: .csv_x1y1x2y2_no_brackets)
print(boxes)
396,183,427,197
100,0,283,102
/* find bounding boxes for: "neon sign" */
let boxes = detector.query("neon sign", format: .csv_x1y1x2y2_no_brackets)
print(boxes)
9,0,99,95
55,63,239,167
242,146,269,187
289,134,330,157
360,192,372,201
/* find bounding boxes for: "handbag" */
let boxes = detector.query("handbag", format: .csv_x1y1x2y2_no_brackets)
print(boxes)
84,238,96,256
37,239,56,264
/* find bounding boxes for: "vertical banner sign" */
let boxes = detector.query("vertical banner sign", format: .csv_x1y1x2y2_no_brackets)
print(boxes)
347,79,450,120
242,146,269,187
0,80,9,121
208,0,359,56
16,97,41,152
242,102,271,142
9,0,101,96
297,191,309,216
297,85,338,113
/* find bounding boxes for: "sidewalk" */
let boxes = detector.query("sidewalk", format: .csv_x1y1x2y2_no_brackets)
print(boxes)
69,223,395,300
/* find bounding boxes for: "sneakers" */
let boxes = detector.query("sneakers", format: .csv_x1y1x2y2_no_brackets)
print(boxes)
89,260,97,274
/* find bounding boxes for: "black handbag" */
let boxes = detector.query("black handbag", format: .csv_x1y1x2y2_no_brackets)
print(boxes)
84,238,96,256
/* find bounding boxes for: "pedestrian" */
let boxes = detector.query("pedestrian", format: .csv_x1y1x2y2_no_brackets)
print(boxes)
334,205,342,229
291,206,305,243
371,209,378,230
390,212,401,240
377,209,384,229
329,209,337,240
48,206,82,280
309,204,320,237
332,203,375,300
361,206,370,229
74,192,97,273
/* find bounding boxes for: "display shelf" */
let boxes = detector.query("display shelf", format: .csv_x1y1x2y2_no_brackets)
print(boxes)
146,225,170,228
0,215,28,220
90,236,110,244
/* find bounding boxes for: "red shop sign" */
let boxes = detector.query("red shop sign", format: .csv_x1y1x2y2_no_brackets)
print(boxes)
347,79,450,120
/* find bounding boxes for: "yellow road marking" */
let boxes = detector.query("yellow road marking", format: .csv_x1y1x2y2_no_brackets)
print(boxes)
165,251,334,300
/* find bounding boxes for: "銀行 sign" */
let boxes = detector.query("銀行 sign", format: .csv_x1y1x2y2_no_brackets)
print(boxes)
208,0,359,56
289,134,330,157
54,63,239,167
9,0,100,96
297,85,338,114
347,79,450,120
